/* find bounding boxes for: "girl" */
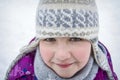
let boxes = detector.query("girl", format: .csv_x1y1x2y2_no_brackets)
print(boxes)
5,0,118,80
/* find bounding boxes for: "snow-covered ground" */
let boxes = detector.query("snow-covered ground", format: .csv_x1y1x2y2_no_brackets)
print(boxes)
0,0,120,79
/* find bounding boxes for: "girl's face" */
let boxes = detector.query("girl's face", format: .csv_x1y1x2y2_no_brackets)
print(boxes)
39,37,91,78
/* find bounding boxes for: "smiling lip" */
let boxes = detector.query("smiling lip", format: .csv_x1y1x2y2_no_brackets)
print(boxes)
56,63,73,68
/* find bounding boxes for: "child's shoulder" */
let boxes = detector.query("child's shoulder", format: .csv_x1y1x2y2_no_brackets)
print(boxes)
5,50,36,80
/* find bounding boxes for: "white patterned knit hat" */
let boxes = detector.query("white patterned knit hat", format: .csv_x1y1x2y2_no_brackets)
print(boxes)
21,0,113,79
36,0,99,42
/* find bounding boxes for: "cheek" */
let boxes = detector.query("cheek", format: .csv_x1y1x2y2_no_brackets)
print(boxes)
72,45,91,62
39,44,54,64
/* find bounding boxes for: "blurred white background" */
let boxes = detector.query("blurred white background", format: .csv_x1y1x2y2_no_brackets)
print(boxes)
0,0,120,79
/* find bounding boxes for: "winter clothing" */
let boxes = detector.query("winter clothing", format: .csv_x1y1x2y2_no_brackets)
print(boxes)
5,0,118,79
17,0,114,78
5,41,118,80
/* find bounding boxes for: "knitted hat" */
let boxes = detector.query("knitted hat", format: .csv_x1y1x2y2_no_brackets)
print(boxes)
21,0,113,79
36,0,99,41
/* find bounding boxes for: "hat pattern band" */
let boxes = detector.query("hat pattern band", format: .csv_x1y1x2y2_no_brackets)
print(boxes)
40,0,95,5
37,9,98,28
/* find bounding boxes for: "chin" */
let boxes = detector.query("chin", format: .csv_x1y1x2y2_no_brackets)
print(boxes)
56,72,76,79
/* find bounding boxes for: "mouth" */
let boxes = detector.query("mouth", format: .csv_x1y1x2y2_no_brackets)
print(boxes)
56,63,73,68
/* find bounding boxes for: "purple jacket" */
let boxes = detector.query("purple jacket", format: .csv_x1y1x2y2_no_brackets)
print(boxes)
6,41,118,80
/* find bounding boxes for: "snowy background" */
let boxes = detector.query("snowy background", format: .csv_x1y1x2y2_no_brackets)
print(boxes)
0,0,120,79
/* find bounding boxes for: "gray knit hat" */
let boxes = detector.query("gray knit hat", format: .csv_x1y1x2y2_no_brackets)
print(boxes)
36,0,99,41
21,0,114,79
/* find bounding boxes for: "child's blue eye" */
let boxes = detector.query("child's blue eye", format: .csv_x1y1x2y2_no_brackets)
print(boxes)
43,38,56,42
69,37,82,41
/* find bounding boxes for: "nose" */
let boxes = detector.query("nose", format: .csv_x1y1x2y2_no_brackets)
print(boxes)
54,43,71,61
